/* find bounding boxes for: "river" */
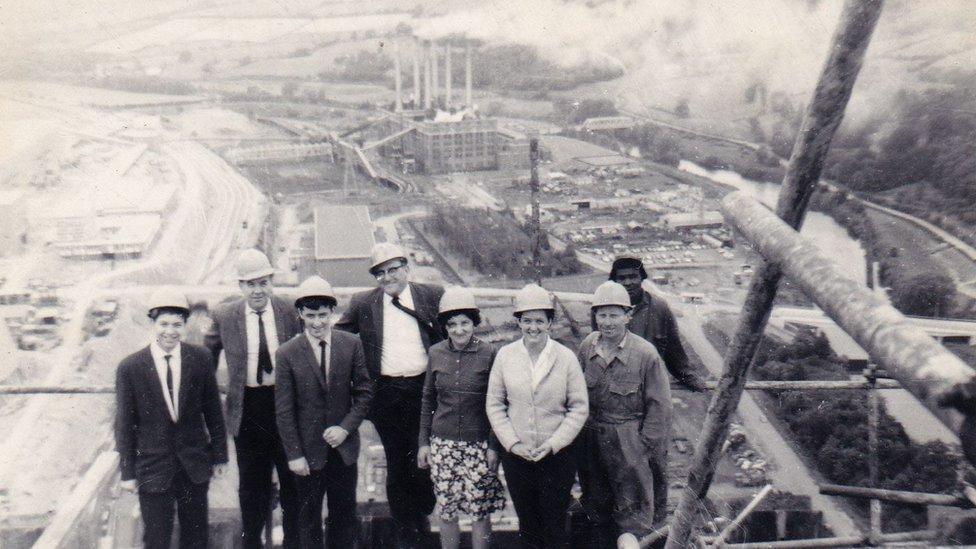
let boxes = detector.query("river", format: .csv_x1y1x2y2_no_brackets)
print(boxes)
679,160,959,445
679,161,868,284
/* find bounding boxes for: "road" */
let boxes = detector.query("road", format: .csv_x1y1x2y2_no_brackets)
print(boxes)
0,140,265,518
670,300,861,537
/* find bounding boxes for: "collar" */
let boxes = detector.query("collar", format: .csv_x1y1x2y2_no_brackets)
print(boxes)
150,340,181,361
245,302,271,316
448,336,482,353
521,336,553,362
587,331,629,360
305,329,332,348
383,286,413,306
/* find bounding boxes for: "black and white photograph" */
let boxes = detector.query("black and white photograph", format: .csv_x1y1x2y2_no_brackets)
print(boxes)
1,0,975,547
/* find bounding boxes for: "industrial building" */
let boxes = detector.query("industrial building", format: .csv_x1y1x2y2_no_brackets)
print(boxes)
363,38,530,175
302,205,376,287
662,210,725,230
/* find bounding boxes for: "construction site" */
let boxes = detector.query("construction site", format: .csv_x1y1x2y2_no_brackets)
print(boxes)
3,0,976,547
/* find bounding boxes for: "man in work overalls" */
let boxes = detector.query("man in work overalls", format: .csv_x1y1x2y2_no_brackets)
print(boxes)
578,281,673,547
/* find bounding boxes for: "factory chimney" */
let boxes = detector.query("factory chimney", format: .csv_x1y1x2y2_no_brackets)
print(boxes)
424,41,432,109
431,44,439,109
444,44,452,109
394,40,402,112
465,44,473,109
412,39,421,107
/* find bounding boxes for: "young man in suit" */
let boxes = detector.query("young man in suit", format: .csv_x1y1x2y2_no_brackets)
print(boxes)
275,275,375,548
335,243,444,548
115,288,228,549
204,249,303,548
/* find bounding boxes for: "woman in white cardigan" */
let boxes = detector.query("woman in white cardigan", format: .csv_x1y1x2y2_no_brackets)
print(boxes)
486,284,588,549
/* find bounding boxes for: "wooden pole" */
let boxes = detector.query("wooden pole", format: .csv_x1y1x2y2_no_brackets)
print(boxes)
665,2,885,546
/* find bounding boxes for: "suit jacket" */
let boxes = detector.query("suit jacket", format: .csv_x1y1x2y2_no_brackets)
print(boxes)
334,282,445,380
274,331,375,469
204,295,302,437
115,343,228,493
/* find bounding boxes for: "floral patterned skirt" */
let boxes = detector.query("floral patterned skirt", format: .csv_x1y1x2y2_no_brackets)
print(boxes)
429,436,507,520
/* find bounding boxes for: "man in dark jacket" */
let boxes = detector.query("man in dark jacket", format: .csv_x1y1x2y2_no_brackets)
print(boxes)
115,289,227,549
204,248,303,548
335,242,444,548
276,276,374,548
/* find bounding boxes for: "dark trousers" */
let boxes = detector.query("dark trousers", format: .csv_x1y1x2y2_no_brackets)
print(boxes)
138,468,209,549
369,375,435,536
236,386,300,549
650,444,669,525
295,448,360,549
501,448,577,549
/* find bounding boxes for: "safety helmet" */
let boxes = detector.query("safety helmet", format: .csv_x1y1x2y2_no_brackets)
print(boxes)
294,276,336,307
513,284,554,314
590,281,632,310
235,248,276,281
439,286,478,315
146,287,190,316
369,242,408,272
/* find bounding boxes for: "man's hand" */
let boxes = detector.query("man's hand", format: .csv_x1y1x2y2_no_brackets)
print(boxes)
288,457,311,476
323,426,349,448
417,445,431,469
213,464,228,479
119,479,137,492
510,442,534,461
487,449,499,471
530,441,553,462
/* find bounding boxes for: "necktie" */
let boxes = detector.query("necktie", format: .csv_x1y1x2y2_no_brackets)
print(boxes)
391,295,435,336
319,340,328,384
255,309,273,384
164,354,175,418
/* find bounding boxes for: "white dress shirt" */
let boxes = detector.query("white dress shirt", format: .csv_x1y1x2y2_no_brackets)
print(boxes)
150,340,181,422
306,330,332,383
245,303,279,387
380,289,428,377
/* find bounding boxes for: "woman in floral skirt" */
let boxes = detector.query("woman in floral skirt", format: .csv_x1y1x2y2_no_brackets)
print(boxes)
418,287,506,549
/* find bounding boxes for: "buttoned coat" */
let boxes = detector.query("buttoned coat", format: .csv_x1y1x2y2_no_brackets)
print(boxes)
115,343,228,493
274,331,375,469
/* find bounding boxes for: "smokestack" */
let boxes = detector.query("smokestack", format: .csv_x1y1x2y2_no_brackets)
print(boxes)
424,41,432,109
431,45,439,109
412,39,421,107
444,44,452,109
394,40,402,112
465,44,473,109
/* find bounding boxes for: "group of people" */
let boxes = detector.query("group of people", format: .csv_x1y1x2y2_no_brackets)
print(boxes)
114,243,706,549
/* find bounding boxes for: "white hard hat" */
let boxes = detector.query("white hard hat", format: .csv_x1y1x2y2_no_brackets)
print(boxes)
438,286,478,315
513,284,554,314
369,242,408,272
147,287,190,315
591,281,631,310
294,275,336,306
235,248,275,281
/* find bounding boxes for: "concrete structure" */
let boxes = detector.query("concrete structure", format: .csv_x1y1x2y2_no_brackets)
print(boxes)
305,205,376,287
53,213,162,259
663,211,725,230
379,114,514,175
579,116,636,131
0,189,27,256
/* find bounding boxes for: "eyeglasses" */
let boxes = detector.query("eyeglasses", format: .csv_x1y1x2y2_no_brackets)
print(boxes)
373,263,406,279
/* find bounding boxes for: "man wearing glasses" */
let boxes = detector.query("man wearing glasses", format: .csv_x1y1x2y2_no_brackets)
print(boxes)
336,243,444,549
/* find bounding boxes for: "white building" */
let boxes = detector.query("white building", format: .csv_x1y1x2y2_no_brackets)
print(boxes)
0,189,27,256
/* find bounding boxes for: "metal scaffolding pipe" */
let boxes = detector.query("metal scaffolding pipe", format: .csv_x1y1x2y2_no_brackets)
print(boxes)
723,191,976,453
819,483,974,508
665,2,885,547
717,537,866,548
0,379,904,396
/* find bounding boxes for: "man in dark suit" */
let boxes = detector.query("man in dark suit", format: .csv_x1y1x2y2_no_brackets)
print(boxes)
335,242,444,548
205,248,303,548
115,288,228,549
275,276,375,548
